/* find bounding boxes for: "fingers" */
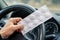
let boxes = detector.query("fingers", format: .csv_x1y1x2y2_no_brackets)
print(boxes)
12,24,24,31
9,17,22,24
7,17,24,32
6,17,24,32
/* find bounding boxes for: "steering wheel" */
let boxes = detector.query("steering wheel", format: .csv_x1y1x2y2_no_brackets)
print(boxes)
0,4,45,40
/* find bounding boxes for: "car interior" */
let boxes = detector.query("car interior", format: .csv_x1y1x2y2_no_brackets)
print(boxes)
0,0,60,40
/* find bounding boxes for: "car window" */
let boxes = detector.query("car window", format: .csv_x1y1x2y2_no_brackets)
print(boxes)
3,0,60,14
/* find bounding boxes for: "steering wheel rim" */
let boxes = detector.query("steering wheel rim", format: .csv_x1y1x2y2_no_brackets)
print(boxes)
0,4,36,19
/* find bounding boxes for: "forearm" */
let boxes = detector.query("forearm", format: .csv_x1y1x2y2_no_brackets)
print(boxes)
0,30,4,40
0,30,7,40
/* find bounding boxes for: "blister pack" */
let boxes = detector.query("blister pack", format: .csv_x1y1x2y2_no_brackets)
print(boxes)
18,5,53,35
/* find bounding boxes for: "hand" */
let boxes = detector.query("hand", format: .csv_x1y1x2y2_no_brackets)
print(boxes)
0,18,24,39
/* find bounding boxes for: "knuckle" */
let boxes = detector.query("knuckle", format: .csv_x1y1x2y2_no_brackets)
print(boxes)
9,18,13,21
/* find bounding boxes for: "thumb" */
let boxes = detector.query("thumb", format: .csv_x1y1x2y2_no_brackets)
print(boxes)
13,24,24,31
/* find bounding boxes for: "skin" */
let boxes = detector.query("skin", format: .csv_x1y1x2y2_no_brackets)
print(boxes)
0,18,24,39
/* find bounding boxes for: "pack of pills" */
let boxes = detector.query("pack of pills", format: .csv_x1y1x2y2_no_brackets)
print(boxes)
18,5,53,35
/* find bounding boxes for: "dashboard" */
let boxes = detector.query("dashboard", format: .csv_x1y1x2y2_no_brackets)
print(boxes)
44,17,60,40
45,18,60,35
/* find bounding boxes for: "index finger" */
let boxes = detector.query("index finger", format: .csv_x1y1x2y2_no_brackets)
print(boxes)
9,17,22,24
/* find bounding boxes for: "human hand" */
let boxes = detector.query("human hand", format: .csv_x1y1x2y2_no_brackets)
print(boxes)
0,18,24,39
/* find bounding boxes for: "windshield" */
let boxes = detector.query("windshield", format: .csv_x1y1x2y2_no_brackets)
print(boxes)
3,0,60,14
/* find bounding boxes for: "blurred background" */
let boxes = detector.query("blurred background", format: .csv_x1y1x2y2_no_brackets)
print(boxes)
0,0,60,14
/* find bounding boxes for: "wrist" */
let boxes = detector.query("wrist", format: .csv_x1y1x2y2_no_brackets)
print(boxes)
0,30,8,39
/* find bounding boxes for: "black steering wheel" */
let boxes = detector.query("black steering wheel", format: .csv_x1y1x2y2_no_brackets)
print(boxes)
0,4,45,40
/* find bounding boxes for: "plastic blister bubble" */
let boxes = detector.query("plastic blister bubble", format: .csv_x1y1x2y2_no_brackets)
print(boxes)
18,5,53,35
